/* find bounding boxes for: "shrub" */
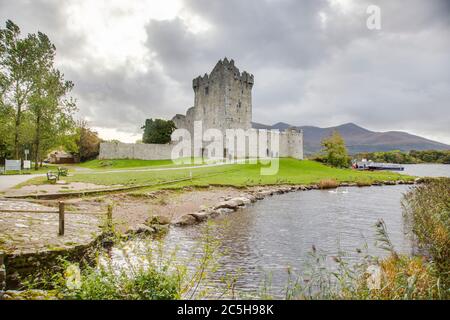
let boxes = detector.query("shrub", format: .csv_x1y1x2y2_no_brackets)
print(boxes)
318,179,339,189
69,267,179,300
22,221,223,300
356,180,372,187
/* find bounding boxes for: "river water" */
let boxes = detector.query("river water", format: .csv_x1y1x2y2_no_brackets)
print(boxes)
114,164,450,296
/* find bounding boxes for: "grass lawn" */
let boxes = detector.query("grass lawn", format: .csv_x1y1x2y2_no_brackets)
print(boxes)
0,164,61,175
78,158,210,170
19,158,415,190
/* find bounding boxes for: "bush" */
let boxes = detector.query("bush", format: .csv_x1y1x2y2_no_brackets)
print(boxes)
356,180,372,187
69,267,179,300
318,179,339,189
22,221,223,300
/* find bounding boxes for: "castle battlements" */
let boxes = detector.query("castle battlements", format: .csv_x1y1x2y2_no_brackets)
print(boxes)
193,58,254,90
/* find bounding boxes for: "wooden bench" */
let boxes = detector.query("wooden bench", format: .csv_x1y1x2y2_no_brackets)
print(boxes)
46,171,59,183
58,167,68,177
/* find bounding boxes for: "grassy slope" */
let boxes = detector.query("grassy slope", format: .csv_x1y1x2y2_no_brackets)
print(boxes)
50,159,414,190
79,159,177,169
77,158,218,170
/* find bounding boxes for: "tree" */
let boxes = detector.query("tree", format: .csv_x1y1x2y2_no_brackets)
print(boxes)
69,121,102,162
320,130,350,168
0,21,77,167
0,20,36,159
142,118,176,144
28,33,76,169
0,99,14,161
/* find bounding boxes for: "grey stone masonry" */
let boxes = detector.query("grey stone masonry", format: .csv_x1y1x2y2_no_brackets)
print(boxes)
172,58,253,135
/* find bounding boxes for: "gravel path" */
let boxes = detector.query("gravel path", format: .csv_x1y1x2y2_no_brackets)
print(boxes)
0,174,43,192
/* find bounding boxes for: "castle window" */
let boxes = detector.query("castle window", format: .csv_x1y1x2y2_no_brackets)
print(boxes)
237,101,241,109
205,86,209,95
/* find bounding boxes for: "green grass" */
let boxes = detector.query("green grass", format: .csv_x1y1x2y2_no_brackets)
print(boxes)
78,158,207,170
20,158,414,190
0,165,59,175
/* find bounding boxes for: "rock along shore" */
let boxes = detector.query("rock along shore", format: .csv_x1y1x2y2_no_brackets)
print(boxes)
172,179,419,227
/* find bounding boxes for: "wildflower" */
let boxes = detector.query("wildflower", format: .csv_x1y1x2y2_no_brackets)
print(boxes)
65,264,82,290
366,265,381,290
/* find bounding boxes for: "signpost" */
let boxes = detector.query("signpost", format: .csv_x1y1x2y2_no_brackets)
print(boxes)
4,159,21,173
23,160,31,170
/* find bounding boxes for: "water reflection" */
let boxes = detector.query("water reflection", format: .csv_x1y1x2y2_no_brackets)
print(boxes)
163,185,415,294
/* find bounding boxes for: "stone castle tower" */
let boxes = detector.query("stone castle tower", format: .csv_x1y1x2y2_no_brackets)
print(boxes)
172,58,254,134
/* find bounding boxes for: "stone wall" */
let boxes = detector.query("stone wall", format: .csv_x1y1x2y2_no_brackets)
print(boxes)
99,142,173,160
99,129,303,161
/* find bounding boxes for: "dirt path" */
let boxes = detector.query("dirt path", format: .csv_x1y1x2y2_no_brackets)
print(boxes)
62,187,249,232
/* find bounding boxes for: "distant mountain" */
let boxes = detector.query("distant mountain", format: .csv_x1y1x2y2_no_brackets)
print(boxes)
251,122,450,155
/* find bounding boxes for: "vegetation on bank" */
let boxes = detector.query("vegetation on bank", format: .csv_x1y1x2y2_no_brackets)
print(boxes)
402,178,450,290
356,150,450,164
20,159,414,189
21,222,225,300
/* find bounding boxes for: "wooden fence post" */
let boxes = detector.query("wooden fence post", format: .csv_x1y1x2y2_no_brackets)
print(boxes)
107,203,113,229
59,201,65,236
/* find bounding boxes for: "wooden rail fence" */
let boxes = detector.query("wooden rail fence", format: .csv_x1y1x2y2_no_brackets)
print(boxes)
0,201,113,236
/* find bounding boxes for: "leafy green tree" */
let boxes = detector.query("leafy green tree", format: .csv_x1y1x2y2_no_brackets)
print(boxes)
0,20,77,167
0,20,36,159
28,32,76,169
0,100,14,160
142,118,176,144
320,130,350,168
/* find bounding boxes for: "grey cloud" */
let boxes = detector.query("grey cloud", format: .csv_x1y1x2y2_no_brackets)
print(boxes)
0,0,86,60
0,0,449,143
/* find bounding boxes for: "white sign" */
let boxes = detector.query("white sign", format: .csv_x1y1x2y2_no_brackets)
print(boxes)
5,159,21,172
23,160,31,169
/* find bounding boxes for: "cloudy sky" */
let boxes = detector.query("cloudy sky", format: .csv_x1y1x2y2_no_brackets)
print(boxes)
1,0,449,143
